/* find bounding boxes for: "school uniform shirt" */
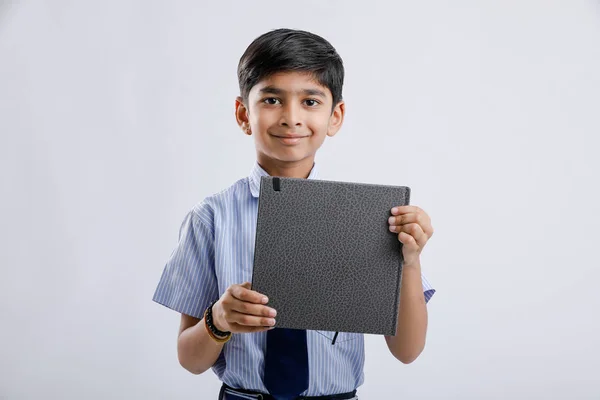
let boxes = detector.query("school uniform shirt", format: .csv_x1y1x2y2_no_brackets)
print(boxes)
153,161,436,396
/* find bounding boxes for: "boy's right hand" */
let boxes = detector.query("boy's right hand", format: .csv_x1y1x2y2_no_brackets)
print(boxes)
211,282,277,333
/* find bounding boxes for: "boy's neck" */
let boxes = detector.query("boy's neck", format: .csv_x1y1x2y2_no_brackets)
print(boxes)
256,155,316,179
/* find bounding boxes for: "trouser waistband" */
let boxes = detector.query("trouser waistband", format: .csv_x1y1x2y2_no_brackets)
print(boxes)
219,382,357,400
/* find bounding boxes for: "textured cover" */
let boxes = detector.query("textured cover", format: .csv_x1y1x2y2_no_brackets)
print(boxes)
251,176,410,336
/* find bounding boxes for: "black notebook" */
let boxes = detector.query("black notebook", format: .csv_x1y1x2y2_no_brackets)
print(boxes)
251,176,410,336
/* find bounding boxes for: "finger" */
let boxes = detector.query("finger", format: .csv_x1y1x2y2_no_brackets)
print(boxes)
230,324,275,334
402,223,427,243
388,212,418,229
398,231,418,249
229,283,269,304
230,298,277,317
389,212,433,237
397,224,428,248
391,205,421,215
228,310,276,327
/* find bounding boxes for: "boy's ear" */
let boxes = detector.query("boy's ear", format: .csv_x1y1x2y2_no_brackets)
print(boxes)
327,100,345,137
235,96,251,135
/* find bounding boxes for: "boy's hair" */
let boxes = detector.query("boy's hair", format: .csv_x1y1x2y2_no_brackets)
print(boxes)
237,28,344,112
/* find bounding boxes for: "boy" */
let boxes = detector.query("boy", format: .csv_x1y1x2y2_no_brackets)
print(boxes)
153,28,436,400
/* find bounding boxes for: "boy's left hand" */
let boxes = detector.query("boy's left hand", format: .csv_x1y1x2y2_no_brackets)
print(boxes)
388,206,434,267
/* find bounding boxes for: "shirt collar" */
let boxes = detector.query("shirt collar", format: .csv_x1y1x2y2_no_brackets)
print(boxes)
249,161,319,198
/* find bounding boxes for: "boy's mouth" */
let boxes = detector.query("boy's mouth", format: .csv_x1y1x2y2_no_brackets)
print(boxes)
271,134,309,145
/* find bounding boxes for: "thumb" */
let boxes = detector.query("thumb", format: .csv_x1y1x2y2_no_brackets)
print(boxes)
241,281,251,289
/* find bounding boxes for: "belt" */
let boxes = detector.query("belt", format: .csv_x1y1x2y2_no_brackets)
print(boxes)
219,383,357,400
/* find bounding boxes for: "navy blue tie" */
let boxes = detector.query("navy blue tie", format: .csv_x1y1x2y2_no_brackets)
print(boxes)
263,327,309,399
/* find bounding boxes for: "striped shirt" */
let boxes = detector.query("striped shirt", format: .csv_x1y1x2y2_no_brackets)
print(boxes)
153,161,436,396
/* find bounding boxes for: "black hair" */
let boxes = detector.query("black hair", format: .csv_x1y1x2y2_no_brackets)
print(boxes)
237,28,344,113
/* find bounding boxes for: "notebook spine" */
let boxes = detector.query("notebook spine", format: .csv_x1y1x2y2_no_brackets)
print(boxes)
391,188,410,336
391,258,403,336
250,177,266,290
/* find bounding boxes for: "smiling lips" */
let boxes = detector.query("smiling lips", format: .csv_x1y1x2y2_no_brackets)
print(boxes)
271,134,309,145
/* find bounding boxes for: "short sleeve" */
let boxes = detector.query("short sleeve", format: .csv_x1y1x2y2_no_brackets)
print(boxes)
421,272,436,303
152,208,218,318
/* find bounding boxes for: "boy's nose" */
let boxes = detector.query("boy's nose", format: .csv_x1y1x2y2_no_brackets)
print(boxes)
279,103,303,128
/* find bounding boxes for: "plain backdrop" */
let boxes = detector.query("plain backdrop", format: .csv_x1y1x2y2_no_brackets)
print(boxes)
1,1,599,399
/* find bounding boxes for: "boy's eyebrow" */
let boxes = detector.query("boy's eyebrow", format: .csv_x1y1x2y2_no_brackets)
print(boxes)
259,86,327,97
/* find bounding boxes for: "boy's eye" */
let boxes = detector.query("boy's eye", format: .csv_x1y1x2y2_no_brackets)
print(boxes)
304,99,320,107
263,98,280,105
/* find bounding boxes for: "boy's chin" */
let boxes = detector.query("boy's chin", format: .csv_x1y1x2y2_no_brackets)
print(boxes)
263,149,316,164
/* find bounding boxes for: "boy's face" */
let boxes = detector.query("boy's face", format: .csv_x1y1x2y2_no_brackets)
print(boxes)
235,71,344,167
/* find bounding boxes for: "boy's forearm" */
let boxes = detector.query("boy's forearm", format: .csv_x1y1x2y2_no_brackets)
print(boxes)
177,317,225,374
384,262,428,364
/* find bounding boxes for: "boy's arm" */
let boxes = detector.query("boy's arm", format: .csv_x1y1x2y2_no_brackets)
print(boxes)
177,313,224,375
385,205,435,364
384,261,428,364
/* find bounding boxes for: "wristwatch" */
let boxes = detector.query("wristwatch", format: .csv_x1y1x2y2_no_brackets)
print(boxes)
204,300,232,343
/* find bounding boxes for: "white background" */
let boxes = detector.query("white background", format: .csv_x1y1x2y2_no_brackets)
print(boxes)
1,1,599,399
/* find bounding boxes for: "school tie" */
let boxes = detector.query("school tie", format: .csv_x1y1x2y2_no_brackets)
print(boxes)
263,327,309,399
